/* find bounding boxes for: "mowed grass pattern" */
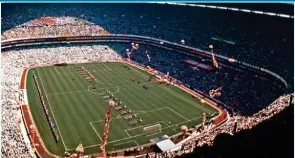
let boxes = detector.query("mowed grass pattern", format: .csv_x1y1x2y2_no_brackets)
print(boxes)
26,62,217,155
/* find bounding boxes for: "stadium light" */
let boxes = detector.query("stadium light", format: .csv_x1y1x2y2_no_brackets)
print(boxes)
181,39,185,44
209,45,213,49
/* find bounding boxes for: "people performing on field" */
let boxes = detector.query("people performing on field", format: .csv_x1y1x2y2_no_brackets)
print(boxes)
107,93,142,126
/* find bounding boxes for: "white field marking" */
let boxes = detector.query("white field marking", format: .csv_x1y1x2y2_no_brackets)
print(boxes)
146,131,162,137
129,66,149,79
174,115,203,126
110,86,120,95
133,140,139,145
37,70,68,151
116,115,122,118
54,66,79,75
87,85,120,95
140,107,168,114
102,63,112,70
113,140,138,147
123,101,170,114
125,130,131,137
162,121,170,127
87,64,111,72
129,65,212,113
67,144,100,151
127,63,213,113
90,107,168,124
92,69,112,72
130,110,147,113
68,140,139,150
159,85,211,113
90,122,103,142
47,89,89,95
80,115,203,150
54,67,61,74
88,86,120,95
92,107,182,140
166,107,189,121
87,81,152,95
110,81,152,89
125,121,166,132
173,128,178,132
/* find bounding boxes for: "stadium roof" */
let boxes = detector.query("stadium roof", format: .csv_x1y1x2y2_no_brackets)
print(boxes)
156,139,178,152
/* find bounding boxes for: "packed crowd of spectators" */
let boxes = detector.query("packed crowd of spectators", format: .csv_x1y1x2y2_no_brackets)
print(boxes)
1,4,293,157
126,44,285,116
1,73,29,158
143,94,292,158
1,13,290,114
195,93,292,146
1,45,120,158
1,41,292,157
2,4,293,84
2,16,109,40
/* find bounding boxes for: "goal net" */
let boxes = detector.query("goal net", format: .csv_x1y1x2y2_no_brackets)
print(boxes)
143,124,161,134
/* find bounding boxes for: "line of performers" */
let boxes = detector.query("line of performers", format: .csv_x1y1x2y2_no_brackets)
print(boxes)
104,91,143,126
130,77,149,90
77,66,97,83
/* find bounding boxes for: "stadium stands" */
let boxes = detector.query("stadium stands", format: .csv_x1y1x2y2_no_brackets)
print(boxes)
1,3,293,158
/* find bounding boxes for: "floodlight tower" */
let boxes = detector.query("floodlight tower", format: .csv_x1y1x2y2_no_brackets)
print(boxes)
209,45,221,87
100,100,115,157
209,45,219,69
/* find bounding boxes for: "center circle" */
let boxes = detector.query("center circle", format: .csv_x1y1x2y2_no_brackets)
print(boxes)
88,82,119,95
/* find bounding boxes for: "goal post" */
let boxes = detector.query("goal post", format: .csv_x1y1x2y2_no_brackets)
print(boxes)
143,124,161,134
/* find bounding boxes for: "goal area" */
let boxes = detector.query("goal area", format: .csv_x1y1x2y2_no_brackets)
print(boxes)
143,124,161,134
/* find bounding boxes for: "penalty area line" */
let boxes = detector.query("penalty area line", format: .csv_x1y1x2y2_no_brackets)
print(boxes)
90,122,103,142
90,107,168,124
125,130,131,137
113,140,137,147
82,115,203,150
166,107,189,121
146,131,162,137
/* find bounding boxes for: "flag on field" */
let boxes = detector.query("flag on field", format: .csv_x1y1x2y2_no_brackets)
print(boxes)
202,113,207,124
146,51,151,62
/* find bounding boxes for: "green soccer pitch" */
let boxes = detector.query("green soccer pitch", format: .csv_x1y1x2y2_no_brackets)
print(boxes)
26,62,218,156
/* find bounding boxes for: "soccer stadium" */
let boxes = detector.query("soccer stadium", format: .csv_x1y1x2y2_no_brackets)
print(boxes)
1,3,294,158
